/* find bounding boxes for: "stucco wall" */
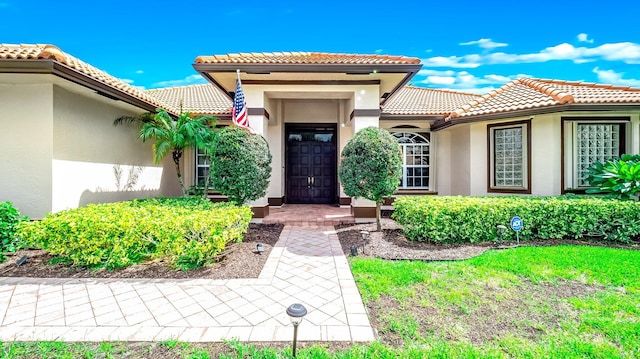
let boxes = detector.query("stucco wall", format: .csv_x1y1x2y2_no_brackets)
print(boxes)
51,85,167,213
530,114,561,195
434,130,451,195
282,99,340,123
448,124,471,195
442,110,640,197
0,83,54,219
466,115,562,196
265,98,283,201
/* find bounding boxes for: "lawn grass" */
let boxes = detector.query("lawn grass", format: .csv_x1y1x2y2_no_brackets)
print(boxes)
351,245,640,358
1,246,638,358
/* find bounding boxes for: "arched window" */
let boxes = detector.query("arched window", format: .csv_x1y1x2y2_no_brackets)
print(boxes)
393,132,430,189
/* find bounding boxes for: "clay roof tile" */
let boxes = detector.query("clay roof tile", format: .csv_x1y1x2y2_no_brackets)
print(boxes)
1,43,173,113
194,51,421,65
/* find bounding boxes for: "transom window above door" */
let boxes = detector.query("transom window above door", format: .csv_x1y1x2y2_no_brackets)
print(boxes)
393,132,430,189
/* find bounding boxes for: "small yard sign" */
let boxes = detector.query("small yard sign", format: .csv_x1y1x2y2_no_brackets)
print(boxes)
510,216,523,231
510,216,523,245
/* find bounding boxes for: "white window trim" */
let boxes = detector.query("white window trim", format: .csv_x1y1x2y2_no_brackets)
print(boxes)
195,148,210,187
392,131,432,190
488,122,529,192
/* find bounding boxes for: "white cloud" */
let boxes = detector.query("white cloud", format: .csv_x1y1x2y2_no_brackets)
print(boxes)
136,70,144,74
122,78,134,84
427,76,457,85
592,67,640,87
418,70,532,94
374,49,384,54
417,69,456,76
151,74,207,88
421,55,482,68
421,41,640,68
459,38,508,50
577,33,594,43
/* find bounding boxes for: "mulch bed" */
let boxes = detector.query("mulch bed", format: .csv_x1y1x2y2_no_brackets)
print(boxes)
2,220,638,279
334,220,640,261
0,223,283,279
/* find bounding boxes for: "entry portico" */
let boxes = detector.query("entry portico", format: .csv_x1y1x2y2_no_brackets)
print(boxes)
192,52,422,218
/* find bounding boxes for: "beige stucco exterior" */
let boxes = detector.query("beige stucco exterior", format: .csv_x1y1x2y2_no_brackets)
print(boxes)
435,110,640,196
0,74,180,219
1,82,54,219
241,84,382,213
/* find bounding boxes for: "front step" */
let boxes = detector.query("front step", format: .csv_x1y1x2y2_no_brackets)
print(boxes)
260,204,355,226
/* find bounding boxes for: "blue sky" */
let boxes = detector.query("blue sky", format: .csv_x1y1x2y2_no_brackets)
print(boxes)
2,0,639,93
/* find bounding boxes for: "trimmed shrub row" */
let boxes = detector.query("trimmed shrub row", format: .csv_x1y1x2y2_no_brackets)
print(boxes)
0,201,28,253
392,196,640,244
17,198,252,269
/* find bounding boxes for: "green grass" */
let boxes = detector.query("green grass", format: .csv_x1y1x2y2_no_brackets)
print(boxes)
1,246,638,358
351,245,640,358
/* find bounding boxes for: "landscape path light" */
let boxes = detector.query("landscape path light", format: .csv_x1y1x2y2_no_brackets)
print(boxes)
360,230,369,254
496,225,507,242
256,242,264,254
286,303,307,357
350,244,358,256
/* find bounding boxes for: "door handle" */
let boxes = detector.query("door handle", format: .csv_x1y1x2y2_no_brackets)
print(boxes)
311,177,315,185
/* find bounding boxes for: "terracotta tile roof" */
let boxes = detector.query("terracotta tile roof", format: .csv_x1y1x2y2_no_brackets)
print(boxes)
447,77,640,120
0,43,170,112
382,86,481,116
195,52,421,65
524,78,640,103
146,84,232,115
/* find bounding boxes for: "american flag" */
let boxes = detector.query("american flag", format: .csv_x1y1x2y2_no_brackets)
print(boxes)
232,71,250,130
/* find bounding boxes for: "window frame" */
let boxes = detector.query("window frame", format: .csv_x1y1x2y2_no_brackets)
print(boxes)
195,147,210,188
561,117,629,191
487,120,532,194
392,131,432,190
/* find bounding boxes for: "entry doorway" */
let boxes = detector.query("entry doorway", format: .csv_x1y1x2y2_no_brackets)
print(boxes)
285,124,337,204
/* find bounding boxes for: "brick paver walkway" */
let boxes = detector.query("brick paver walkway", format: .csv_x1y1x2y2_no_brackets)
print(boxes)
0,225,374,342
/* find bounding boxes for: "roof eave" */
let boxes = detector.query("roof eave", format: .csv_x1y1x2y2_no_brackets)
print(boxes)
192,62,422,74
0,59,168,114
431,103,640,131
193,63,423,102
380,113,444,122
380,68,420,106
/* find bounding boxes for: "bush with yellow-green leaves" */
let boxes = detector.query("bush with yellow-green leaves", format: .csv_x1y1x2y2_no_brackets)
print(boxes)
17,198,252,269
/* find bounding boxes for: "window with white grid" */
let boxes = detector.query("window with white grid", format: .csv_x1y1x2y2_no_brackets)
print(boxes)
195,148,209,187
393,132,430,189
576,124,622,187
488,121,529,192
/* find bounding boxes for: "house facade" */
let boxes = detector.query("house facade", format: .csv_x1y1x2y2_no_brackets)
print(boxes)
2,45,640,219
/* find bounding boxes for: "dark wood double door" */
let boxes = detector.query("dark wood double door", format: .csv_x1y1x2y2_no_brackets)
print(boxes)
286,124,337,204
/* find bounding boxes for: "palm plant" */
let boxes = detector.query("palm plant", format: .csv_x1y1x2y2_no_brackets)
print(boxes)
114,109,216,195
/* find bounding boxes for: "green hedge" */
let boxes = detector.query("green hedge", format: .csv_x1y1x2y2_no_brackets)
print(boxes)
17,198,252,269
392,196,640,244
0,202,28,253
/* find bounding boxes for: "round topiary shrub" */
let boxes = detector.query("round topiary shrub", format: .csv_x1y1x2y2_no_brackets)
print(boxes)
339,127,402,231
209,127,272,205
